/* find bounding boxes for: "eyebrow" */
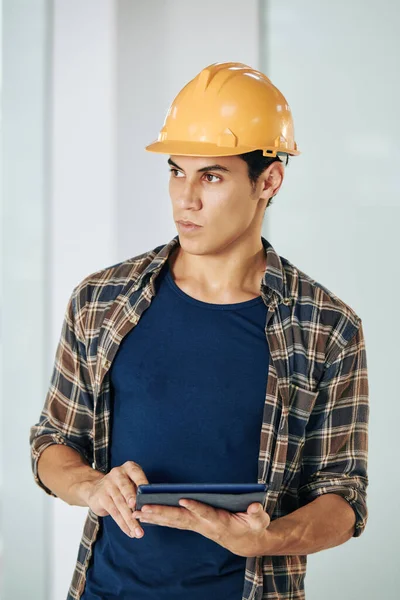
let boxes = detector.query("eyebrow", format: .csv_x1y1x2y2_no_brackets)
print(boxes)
167,158,231,173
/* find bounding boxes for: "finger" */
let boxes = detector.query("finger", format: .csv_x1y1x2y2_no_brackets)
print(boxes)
137,504,187,521
247,503,264,515
108,468,137,507
177,500,229,541
134,505,192,530
233,504,266,521
102,494,138,538
108,488,144,537
178,499,219,522
246,503,271,529
123,461,150,507
117,475,140,509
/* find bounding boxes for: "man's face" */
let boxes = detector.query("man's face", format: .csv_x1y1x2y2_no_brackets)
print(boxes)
168,154,266,254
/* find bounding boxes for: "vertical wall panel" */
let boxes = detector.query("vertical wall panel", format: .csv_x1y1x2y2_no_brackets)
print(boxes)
50,2,117,598
261,1,399,598
116,0,261,258
2,1,52,598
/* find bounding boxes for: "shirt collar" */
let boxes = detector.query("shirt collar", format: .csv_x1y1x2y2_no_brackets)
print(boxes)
131,234,292,307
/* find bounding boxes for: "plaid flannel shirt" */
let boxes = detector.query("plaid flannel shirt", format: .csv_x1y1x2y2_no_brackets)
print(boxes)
29,234,369,600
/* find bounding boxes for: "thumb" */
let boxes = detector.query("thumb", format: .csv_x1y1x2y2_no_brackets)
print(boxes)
247,502,263,515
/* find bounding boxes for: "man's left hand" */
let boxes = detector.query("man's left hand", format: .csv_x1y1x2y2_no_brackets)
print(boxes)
132,499,271,557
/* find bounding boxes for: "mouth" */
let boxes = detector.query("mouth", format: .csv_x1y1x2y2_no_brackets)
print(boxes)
177,221,202,231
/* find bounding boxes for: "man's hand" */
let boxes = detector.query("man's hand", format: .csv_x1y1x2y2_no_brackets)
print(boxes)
132,499,271,557
83,461,150,539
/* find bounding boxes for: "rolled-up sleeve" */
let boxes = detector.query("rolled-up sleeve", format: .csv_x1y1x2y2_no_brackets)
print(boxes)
298,319,369,537
29,284,94,497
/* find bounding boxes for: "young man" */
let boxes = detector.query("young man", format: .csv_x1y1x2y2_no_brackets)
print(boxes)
30,62,369,600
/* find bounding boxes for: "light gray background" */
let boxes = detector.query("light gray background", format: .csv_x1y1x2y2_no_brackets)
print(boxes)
2,0,398,598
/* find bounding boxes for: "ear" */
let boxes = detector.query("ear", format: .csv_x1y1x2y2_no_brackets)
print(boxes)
259,162,284,201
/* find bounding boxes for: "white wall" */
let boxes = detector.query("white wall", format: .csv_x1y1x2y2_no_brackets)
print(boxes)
262,1,399,598
51,1,117,598
5,0,397,598
2,1,51,598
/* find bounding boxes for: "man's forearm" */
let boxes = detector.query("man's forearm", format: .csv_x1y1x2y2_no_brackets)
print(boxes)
261,493,356,556
37,444,105,506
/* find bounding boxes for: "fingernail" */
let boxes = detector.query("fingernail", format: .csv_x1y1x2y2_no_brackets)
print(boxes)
135,527,143,537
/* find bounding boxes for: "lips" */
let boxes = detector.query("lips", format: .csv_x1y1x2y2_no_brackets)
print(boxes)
177,221,201,227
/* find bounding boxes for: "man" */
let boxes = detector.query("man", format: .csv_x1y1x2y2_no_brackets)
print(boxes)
30,62,369,600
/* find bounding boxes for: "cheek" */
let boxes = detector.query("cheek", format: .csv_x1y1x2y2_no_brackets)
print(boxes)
169,179,177,195
211,191,248,222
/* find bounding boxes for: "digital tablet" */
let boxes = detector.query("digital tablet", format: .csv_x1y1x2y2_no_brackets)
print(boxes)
135,483,268,517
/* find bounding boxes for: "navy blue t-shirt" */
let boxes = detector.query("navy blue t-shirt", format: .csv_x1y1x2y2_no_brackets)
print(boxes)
81,258,270,599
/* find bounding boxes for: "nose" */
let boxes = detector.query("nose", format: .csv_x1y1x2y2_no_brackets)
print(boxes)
178,180,202,209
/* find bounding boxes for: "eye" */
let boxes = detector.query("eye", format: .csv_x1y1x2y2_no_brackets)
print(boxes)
169,169,221,183
203,173,221,183
169,168,184,177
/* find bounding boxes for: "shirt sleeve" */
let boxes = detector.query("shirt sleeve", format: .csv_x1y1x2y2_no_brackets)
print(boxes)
298,319,369,537
29,284,94,497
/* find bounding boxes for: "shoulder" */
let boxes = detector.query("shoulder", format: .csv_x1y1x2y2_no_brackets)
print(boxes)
70,241,166,315
281,255,362,364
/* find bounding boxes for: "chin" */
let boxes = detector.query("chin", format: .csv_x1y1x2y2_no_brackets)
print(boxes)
177,235,209,255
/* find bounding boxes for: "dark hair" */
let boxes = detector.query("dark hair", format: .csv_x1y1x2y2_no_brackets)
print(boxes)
238,150,290,208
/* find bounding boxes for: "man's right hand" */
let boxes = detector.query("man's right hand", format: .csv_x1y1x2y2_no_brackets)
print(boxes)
84,461,150,539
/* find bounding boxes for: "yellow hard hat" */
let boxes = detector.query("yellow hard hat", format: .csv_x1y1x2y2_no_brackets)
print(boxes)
145,61,300,158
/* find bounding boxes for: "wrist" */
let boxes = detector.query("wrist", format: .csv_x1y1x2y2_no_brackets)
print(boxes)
69,470,105,507
259,519,286,556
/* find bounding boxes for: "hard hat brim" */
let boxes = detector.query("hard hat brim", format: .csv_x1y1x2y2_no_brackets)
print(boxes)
145,140,300,157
